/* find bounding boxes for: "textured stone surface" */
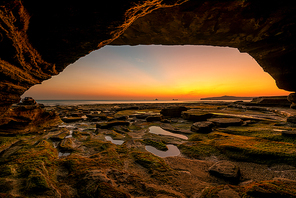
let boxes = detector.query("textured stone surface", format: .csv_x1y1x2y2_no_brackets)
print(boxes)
1,1,296,118
191,121,214,133
182,111,213,121
0,104,60,135
208,160,240,182
208,118,243,127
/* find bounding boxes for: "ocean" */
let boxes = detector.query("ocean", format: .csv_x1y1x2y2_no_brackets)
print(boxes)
36,100,251,106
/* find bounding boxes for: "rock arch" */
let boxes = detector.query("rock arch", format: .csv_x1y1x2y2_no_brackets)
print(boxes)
1,0,296,116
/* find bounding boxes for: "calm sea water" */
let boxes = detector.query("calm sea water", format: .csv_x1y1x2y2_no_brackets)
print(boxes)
36,100,251,106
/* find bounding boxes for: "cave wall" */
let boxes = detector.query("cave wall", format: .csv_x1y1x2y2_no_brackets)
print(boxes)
1,0,296,117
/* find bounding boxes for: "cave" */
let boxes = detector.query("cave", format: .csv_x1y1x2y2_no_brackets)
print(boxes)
1,0,296,115
2,1,296,197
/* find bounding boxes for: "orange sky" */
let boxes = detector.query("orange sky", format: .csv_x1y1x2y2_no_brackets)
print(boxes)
22,45,290,100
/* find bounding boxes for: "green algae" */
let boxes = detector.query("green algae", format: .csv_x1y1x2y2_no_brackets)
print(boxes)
0,139,59,196
217,121,296,144
211,132,296,165
132,151,170,173
178,141,220,159
83,139,115,152
142,139,168,151
25,172,50,192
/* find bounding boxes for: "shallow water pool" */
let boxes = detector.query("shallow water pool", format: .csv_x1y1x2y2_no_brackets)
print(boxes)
149,126,188,140
145,144,180,157
105,136,125,145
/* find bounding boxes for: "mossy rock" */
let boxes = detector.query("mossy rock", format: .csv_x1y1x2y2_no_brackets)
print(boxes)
132,151,170,172
178,141,220,159
188,133,205,141
142,139,168,151
25,172,50,193
211,132,296,165
4,140,58,184
0,178,13,193
83,139,115,152
50,129,70,140
0,165,14,177
59,138,75,151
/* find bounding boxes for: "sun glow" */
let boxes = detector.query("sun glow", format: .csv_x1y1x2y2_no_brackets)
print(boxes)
22,45,290,100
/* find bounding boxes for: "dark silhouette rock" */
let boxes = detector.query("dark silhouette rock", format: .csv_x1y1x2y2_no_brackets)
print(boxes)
287,115,296,124
288,93,296,109
160,106,188,117
18,97,37,105
146,115,162,122
282,130,296,137
191,121,214,133
251,96,291,107
182,111,213,121
96,121,130,129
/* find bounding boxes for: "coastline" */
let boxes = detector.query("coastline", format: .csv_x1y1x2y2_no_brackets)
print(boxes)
36,99,252,106
2,99,296,197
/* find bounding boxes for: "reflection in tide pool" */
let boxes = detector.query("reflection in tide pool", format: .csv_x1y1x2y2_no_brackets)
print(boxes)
149,126,188,140
59,152,71,157
105,136,125,145
145,145,180,157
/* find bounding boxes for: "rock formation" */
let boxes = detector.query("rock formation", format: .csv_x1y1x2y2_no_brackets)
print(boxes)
1,0,296,117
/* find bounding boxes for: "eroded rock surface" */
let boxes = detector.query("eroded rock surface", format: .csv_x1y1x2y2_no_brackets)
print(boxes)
1,101,296,197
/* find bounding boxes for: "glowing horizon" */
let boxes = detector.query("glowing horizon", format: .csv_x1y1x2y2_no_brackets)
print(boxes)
22,45,291,100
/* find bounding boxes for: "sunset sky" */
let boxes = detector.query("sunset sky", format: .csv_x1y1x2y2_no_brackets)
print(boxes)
22,45,290,100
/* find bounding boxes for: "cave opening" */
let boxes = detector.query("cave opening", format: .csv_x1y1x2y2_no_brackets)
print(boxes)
21,45,290,103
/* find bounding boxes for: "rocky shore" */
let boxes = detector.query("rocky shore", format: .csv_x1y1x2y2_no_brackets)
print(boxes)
1,100,296,197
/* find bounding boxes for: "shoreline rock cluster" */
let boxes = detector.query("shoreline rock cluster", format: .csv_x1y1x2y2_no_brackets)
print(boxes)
1,100,296,197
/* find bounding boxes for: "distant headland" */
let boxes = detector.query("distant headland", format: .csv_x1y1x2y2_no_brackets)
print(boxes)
200,95,254,100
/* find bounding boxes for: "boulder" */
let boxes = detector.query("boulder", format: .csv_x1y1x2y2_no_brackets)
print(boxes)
146,115,162,122
191,121,214,133
160,106,188,117
288,93,296,103
208,118,243,127
0,106,60,135
287,115,296,124
18,97,37,105
182,111,213,121
282,130,296,137
59,137,76,151
217,185,241,198
209,161,240,183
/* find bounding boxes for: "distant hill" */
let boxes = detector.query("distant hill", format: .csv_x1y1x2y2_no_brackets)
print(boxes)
200,95,254,100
